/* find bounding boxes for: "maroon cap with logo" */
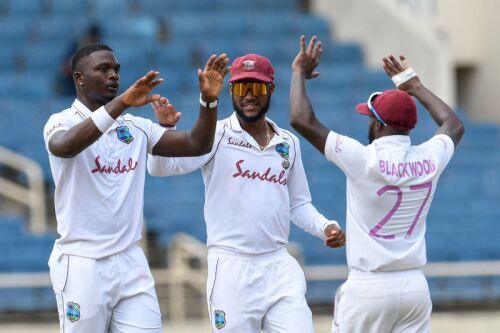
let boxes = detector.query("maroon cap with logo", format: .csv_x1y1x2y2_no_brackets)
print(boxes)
356,89,417,130
229,54,275,83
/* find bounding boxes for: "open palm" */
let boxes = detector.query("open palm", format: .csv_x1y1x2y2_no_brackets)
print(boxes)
198,54,230,101
292,35,322,80
382,55,422,94
122,71,163,106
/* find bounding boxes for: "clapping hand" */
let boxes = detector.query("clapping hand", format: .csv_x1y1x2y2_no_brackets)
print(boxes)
382,55,422,94
198,54,230,102
324,224,346,248
152,97,181,127
292,35,322,80
121,71,164,107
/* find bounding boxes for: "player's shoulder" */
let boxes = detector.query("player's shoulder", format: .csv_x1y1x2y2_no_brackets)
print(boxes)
122,113,142,122
279,127,299,142
416,133,454,151
274,126,300,151
216,116,232,133
55,106,76,117
121,113,154,127
46,106,78,124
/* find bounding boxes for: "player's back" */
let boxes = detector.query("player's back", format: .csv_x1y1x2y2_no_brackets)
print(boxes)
327,133,455,272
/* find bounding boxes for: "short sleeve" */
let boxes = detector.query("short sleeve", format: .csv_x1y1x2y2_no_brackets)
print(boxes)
43,112,73,152
127,116,167,154
420,134,455,173
324,130,367,179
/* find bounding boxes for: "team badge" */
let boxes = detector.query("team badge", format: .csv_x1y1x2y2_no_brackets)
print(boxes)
276,143,289,159
276,143,290,169
214,309,226,329
242,60,255,70
116,126,134,144
66,302,80,322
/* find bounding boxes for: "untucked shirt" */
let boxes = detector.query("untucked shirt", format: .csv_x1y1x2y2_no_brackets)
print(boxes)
325,132,454,272
148,113,331,255
43,99,165,259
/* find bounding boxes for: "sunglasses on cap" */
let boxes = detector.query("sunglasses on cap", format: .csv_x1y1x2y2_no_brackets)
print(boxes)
229,82,272,97
367,92,387,126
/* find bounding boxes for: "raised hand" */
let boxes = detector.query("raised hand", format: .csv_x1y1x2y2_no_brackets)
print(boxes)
292,35,322,80
121,71,163,107
382,55,422,94
198,54,230,102
324,224,346,249
152,97,181,127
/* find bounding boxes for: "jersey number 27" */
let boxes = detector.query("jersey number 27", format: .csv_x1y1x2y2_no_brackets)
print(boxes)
369,181,433,240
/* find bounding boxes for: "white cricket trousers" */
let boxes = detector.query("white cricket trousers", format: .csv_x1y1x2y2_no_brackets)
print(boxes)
48,243,162,333
206,247,314,333
332,269,432,333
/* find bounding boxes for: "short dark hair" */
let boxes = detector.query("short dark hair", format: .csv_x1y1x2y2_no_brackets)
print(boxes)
71,44,113,73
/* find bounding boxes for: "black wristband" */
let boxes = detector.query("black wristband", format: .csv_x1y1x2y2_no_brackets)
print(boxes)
159,122,175,128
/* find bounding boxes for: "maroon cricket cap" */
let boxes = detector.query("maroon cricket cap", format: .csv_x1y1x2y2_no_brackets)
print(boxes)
229,54,275,83
356,89,417,130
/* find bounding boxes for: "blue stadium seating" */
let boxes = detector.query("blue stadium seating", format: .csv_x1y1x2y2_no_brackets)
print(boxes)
0,0,499,312
0,215,56,273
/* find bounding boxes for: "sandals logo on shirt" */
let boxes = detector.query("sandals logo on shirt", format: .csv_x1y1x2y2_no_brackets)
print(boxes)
66,302,80,322
116,126,134,144
214,309,226,329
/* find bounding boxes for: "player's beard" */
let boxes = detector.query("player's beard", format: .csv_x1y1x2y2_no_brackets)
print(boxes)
89,91,117,106
233,97,271,123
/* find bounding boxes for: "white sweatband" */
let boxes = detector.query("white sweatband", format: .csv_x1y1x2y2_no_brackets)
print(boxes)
199,93,218,109
391,67,417,87
322,220,340,231
90,106,115,133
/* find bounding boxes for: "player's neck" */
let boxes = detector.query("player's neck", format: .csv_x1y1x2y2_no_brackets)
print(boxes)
76,94,103,112
240,117,268,137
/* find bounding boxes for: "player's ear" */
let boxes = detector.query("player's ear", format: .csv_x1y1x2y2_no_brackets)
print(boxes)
375,120,385,130
74,71,83,87
269,83,275,94
229,82,233,96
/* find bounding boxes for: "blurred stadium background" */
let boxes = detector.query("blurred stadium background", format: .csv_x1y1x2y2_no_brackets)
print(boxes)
0,0,499,331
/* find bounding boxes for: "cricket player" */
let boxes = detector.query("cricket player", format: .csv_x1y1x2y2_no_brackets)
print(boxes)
43,43,229,332
289,36,465,333
148,53,346,333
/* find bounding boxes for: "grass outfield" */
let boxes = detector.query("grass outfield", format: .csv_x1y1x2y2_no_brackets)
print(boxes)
0,311,499,332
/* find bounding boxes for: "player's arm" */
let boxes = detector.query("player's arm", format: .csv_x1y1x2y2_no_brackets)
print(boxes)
151,54,229,157
49,71,164,158
288,138,345,248
383,55,465,147
290,35,331,155
147,129,221,177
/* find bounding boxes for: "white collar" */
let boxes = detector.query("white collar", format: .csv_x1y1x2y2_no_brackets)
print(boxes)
72,98,120,129
72,99,93,119
372,135,412,148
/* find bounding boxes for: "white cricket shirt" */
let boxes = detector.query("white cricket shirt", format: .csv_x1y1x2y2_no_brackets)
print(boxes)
43,99,166,259
325,132,454,272
148,113,331,255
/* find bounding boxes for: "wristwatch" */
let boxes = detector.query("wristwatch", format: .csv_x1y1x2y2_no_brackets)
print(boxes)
199,93,218,109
